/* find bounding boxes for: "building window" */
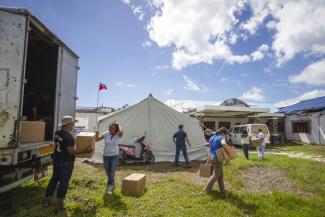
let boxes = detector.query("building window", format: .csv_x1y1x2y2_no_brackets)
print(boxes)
203,121,215,131
218,121,231,129
292,121,310,133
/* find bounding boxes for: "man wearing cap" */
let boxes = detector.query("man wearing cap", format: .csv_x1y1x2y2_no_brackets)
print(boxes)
44,116,93,211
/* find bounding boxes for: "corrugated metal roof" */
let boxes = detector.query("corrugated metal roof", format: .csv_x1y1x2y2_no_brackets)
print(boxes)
278,96,325,114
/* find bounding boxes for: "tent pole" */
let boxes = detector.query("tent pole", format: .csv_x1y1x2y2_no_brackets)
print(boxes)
96,88,100,130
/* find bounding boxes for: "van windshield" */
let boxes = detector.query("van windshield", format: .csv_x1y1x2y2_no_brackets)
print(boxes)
240,126,248,133
233,127,240,133
251,125,269,134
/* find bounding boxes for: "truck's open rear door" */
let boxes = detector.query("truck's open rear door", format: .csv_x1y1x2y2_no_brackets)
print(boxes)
0,9,27,148
56,47,79,124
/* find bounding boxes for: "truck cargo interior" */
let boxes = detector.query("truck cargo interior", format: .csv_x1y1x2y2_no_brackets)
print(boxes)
22,22,58,141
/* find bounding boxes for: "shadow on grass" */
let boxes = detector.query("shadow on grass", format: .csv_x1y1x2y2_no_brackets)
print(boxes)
103,192,127,212
84,161,204,174
211,191,258,216
0,184,48,217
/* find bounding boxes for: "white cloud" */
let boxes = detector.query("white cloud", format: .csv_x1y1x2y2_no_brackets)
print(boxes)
241,1,269,35
240,73,248,78
125,83,136,88
246,0,325,66
120,0,325,69
239,87,265,102
121,0,145,21
165,99,221,113
155,65,169,70
220,77,227,82
115,82,123,87
115,82,138,88
165,89,173,96
275,89,325,108
142,40,152,48
147,0,271,70
251,44,269,61
289,59,325,86
273,0,325,66
183,75,207,92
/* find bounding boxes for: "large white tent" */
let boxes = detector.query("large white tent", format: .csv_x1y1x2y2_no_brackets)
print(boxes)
92,95,208,163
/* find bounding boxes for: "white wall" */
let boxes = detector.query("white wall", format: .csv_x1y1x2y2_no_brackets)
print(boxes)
321,115,325,145
75,112,105,132
285,112,325,145
202,117,248,129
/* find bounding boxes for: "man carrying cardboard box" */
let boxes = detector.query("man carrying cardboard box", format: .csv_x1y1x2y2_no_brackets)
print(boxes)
44,116,93,212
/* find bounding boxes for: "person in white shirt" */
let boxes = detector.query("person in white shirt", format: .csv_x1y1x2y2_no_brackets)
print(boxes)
257,129,266,160
96,122,123,194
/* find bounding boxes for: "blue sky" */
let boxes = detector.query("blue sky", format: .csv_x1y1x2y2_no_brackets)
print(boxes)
1,0,325,111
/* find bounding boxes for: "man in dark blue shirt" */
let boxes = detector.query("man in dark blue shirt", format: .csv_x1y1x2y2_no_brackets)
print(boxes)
173,124,192,167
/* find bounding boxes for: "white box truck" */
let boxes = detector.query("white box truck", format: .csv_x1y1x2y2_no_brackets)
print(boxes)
0,7,79,193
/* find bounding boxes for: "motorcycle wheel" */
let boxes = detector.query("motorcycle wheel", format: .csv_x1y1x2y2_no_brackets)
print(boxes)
145,151,155,164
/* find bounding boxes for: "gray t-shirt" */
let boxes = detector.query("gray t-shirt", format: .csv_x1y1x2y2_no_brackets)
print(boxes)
103,131,120,156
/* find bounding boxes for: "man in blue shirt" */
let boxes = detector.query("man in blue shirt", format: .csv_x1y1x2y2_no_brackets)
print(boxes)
173,124,192,167
204,127,227,194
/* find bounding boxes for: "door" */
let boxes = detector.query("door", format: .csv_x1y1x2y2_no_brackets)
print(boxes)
56,47,78,127
0,10,26,148
232,127,241,145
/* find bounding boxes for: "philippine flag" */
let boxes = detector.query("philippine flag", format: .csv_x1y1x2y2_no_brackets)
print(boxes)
99,83,107,91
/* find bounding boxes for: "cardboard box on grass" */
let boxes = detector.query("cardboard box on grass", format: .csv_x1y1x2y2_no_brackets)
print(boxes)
20,121,45,143
199,164,213,178
122,173,146,196
75,132,96,158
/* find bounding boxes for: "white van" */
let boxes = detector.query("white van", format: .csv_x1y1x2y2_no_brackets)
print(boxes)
229,124,270,146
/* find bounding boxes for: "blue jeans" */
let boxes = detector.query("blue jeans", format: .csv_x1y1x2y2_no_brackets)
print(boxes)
103,155,119,187
175,145,190,166
45,162,74,202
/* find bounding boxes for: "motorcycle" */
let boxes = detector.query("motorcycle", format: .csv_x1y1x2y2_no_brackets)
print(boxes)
118,132,155,165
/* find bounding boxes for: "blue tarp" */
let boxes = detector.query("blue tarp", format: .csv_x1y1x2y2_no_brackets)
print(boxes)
278,96,325,114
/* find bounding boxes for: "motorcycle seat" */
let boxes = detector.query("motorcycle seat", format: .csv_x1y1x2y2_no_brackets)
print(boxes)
119,144,136,149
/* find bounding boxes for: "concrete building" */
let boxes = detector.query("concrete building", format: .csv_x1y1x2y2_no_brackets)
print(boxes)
189,98,270,130
278,96,325,145
75,106,113,132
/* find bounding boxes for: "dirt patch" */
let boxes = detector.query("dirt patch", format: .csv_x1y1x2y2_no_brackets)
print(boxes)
238,166,297,194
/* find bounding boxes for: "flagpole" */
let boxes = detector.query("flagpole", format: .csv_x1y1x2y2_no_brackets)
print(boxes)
96,85,100,130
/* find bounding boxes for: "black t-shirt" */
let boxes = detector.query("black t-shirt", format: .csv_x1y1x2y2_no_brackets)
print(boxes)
53,130,75,166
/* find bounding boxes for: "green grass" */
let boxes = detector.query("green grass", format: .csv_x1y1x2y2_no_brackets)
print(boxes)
269,142,325,158
1,152,325,217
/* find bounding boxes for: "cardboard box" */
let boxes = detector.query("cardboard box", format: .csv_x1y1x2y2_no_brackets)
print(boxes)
20,121,45,143
122,173,146,196
75,132,96,158
199,164,213,178
250,138,261,147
